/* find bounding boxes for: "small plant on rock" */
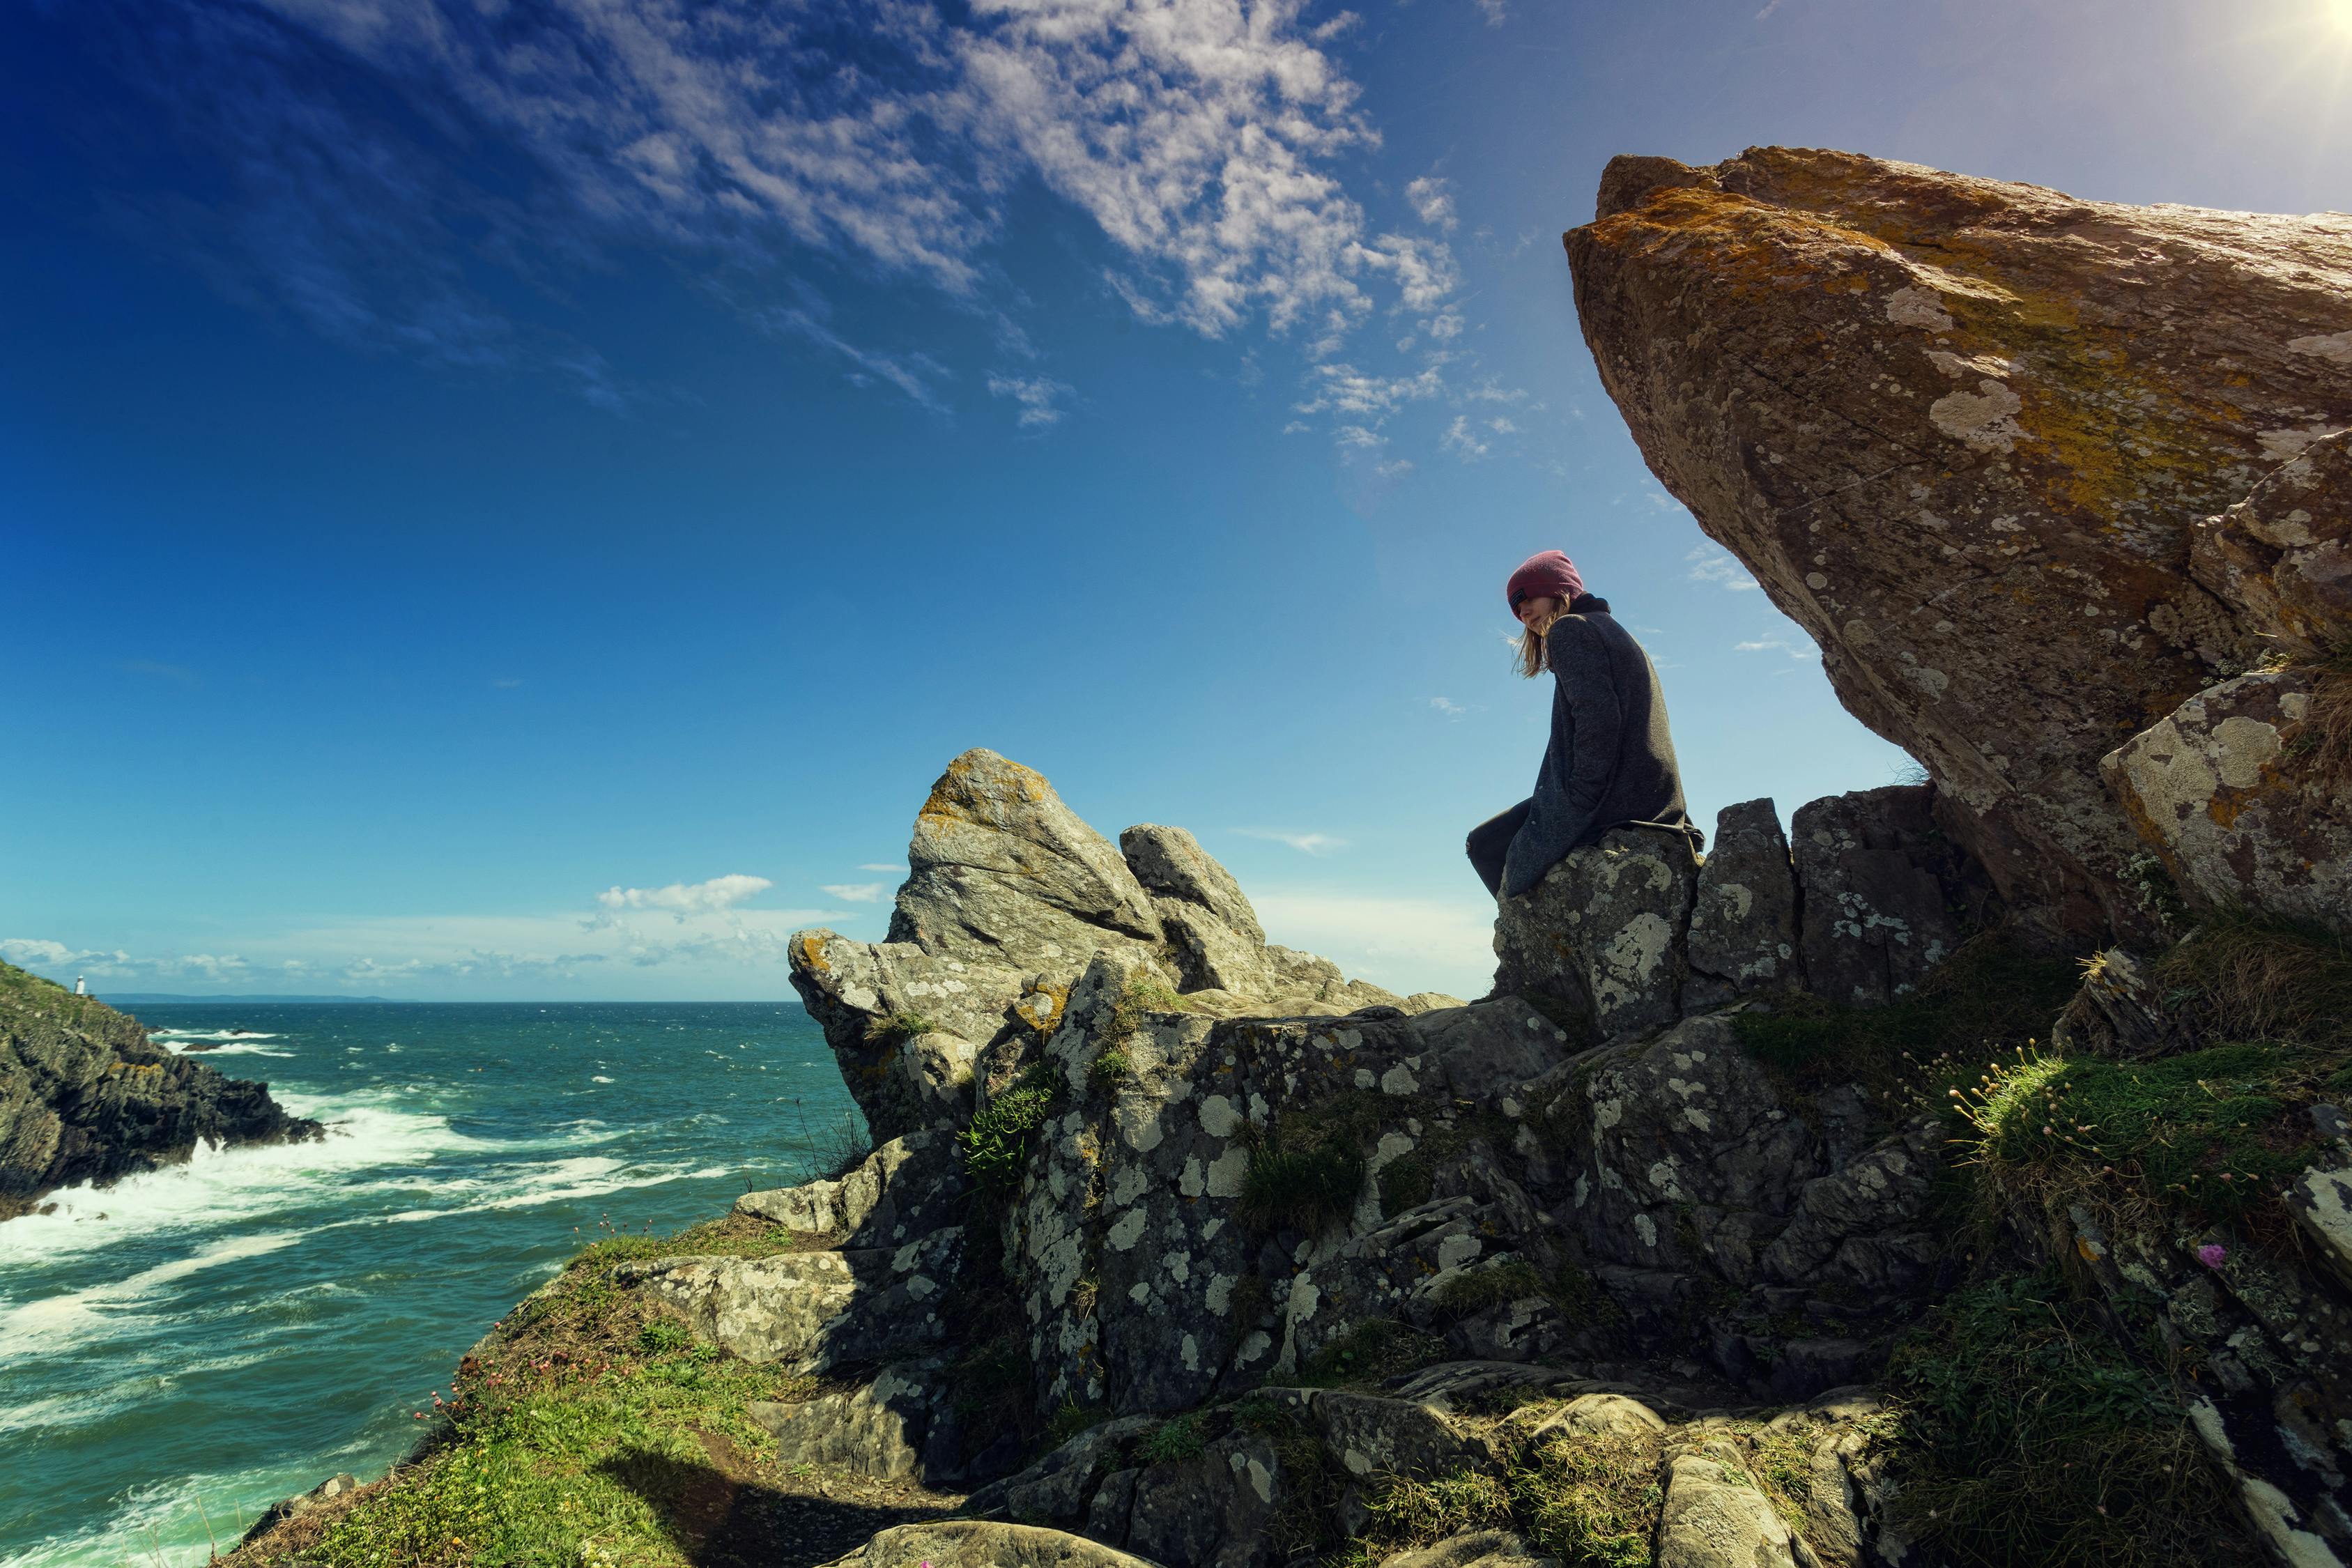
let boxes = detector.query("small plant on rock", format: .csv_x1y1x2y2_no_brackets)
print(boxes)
1136,1412,1207,1464
960,1063,1066,1194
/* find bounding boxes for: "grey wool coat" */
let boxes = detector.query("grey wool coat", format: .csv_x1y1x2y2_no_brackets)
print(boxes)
1500,596,1700,898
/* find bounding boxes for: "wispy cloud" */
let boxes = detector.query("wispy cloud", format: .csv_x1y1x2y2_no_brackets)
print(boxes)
1440,414,1490,461
1473,0,1511,25
1404,176,1457,232
107,0,1479,408
820,882,888,904
987,374,1073,429
1688,546,1761,592
1735,633,1817,660
857,863,905,873
1250,889,1496,999
1233,828,1347,855
1429,695,1482,718
766,306,950,410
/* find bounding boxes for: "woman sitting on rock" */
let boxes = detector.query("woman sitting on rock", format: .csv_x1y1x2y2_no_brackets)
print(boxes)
1467,548,1700,899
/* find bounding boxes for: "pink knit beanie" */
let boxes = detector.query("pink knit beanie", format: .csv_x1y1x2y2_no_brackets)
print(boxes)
1505,550,1584,613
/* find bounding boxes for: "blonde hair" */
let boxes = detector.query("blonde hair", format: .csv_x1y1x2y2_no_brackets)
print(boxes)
1515,622,1548,679
1514,601,1567,678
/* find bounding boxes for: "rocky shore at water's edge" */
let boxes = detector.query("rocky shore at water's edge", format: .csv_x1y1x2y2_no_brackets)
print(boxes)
0,964,321,1221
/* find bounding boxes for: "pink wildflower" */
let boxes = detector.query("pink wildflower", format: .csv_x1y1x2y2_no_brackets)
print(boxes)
2197,1243,2228,1268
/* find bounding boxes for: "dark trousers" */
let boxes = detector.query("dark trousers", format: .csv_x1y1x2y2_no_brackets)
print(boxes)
1466,798,1532,898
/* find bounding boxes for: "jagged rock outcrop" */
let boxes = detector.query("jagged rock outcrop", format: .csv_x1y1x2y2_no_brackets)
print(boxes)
1790,785,1991,1008
1565,146,2352,944
0,962,320,1219
791,749,1411,1145
1683,799,1800,1010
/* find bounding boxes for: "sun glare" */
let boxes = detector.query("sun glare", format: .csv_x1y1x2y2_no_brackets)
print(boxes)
2329,0,2352,36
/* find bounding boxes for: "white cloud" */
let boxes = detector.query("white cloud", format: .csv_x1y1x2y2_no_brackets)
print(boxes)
1375,458,1415,479
1404,175,1456,231
596,874,774,914
857,863,905,873
1688,546,1762,592
1335,424,1385,449
1473,0,1510,25
820,883,889,904
1487,416,1519,435
1233,828,1347,855
767,307,950,410
987,373,1073,429
1735,633,1817,660
1440,414,1489,461
1429,696,1468,718
1296,362,1443,417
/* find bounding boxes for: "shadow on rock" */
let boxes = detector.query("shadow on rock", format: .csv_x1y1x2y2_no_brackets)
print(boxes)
595,1438,954,1568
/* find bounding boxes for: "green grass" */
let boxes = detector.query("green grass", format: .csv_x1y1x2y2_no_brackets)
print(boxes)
1086,1047,1132,1091
1236,1140,1364,1236
866,1010,940,1044
1955,1042,2330,1231
1375,1154,1433,1217
231,1216,843,1568
1507,1429,1663,1568
1431,1261,1546,1321
1880,1270,2264,1568
1135,1413,1207,1464
958,1063,1066,1195
1731,933,2079,1111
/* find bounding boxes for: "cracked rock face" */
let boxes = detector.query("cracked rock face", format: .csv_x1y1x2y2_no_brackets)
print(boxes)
2192,429,2352,660
1566,146,2352,943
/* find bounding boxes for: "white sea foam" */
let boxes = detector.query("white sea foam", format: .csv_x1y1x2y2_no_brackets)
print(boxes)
0,1231,305,1360
161,1040,296,1057
6,1456,337,1568
149,1029,282,1042
376,1157,728,1222
592,1075,615,1084
0,1095,484,1266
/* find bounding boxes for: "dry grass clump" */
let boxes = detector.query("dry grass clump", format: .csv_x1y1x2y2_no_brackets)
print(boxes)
2153,911,2352,1048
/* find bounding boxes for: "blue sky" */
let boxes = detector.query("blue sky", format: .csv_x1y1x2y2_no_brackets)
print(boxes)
6,0,2350,1001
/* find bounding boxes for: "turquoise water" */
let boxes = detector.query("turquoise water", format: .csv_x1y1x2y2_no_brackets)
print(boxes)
0,1003,861,1567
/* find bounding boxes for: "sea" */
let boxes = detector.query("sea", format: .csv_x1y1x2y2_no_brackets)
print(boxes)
0,1002,863,1567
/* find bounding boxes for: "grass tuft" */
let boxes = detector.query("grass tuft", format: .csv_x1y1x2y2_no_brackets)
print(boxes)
1295,1319,1446,1389
958,1063,1065,1195
1135,1413,1207,1465
2153,911,2352,1048
1881,1270,2264,1568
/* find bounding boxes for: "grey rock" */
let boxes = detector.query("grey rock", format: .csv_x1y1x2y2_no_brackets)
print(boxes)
1493,825,1701,1041
611,1227,960,1369
1122,824,1266,945
735,1128,967,1247
1685,799,1801,1010
1767,1340,1874,1402
2190,426,2352,661
1377,1531,1562,1568
1314,1388,1489,1482
789,932,1037,1144
890,748,1165,969
2052,948,2192,1059
1121,1431,1282,1568
1656,1453,1799,1568
816,1520,1162,1568
2103,668,2352,935
1086,1468,1139,1542
1566,146,2352,944
1410,997,1578,1105
1790,787,1974,1008
1525,1392,1667,1445
749,1360,943,1481
965,1415,1158,1525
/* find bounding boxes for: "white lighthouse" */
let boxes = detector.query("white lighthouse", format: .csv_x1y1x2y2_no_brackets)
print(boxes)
74,976,86,996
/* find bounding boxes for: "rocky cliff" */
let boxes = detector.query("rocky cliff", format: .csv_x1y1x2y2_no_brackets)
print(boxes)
0,961,321,1219
1565,146,2352,945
